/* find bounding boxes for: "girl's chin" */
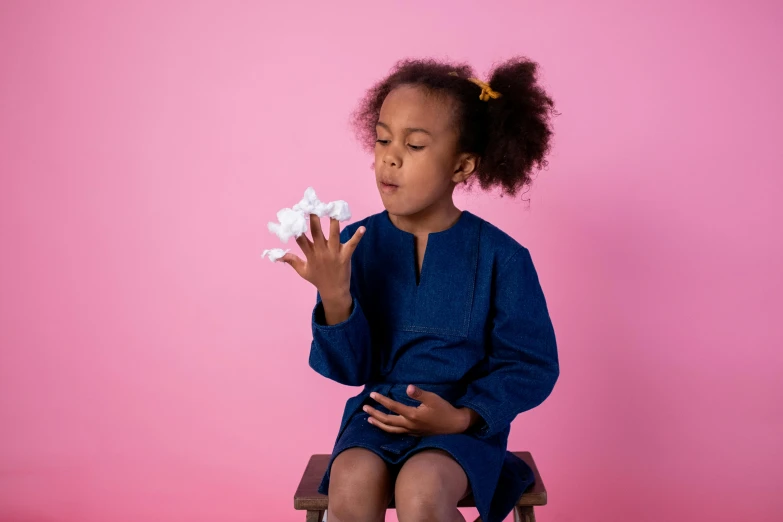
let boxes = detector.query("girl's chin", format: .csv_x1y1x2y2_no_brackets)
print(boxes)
380,201,419,219
379,198,403,215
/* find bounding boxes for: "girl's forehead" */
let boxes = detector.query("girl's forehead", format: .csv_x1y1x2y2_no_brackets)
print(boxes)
379,85,454,133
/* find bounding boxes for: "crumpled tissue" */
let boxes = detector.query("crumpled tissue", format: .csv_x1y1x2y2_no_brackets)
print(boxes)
262,187,351,262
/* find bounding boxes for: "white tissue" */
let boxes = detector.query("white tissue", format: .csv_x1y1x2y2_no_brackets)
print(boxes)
289,187,352,222
292,187,329,216
261,248,290,262
327,200,351,221
267,208,308,243
266,187,351,243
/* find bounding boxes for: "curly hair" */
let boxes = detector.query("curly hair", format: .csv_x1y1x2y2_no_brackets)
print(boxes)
351,57,559,197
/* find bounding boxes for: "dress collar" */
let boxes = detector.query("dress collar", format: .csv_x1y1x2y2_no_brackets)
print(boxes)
378,209,474,238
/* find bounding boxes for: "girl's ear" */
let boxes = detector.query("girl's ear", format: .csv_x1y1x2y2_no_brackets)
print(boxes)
452,153,479,184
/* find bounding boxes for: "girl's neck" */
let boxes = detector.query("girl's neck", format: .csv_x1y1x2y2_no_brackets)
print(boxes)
388,199,462,237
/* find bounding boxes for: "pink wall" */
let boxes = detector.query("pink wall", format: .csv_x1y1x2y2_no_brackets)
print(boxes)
1,1,781,521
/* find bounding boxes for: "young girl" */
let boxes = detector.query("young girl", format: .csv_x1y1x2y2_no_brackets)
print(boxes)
281,57,559,522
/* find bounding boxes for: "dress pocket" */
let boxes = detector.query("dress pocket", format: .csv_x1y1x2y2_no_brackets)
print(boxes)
398,268,477,339
398,230,479,339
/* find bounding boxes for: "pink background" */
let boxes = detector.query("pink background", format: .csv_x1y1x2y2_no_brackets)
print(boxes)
1,1,782,521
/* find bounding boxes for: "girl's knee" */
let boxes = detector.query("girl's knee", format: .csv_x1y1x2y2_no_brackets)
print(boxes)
395,478,457,522
394,451,468,522
395,490,444,522
328,449,391,522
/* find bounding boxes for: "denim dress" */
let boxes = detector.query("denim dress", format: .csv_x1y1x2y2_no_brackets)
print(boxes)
309,210,559,522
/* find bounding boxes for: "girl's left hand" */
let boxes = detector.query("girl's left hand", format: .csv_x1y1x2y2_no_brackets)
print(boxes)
363,385,477,436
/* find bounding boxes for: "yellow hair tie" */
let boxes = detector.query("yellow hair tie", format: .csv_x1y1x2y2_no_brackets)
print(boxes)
449,72,502,101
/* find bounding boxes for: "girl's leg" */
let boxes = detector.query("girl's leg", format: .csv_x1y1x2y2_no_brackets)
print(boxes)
327,447,394,522
394,449,470,522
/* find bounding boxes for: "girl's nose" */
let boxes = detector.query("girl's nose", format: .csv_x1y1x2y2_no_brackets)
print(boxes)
383,154,400,167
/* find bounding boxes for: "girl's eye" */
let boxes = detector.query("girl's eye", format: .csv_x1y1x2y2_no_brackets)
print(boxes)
374,139,424,151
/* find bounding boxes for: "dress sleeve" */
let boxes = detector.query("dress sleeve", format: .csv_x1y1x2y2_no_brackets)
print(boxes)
308,226,374,386
454,247,560,439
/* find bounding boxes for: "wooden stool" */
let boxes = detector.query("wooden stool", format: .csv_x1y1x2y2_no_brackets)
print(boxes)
294,451,547,522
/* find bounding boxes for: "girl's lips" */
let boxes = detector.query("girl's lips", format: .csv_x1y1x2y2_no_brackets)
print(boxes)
381,182,399,193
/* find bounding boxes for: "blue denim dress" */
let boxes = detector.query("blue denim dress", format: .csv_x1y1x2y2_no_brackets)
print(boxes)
309,210,559,522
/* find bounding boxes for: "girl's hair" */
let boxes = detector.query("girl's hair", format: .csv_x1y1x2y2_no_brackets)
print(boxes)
351,57,559,197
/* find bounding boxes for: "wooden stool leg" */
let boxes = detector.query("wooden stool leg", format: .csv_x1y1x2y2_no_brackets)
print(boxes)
514,506,536,522
305,509,324,522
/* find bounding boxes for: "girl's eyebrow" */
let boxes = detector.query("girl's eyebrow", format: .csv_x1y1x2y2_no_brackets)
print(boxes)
376,121,433,136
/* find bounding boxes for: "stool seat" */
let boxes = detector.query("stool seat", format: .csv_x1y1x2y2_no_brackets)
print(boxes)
294,451,547,522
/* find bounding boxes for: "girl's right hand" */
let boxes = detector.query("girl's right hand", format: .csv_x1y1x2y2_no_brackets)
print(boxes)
279,214,365,300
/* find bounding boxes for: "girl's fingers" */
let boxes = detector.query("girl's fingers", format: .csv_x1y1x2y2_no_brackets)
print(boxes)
368,392,417,419
329,218,341,252
295,233,314,258
279,253,306,276
406,386,440,406
366,415,412,434
310,214,326,248
343,226,366,256
363,405,410,427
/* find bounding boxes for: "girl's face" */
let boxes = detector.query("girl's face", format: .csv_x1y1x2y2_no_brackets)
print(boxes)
374,85,475,218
